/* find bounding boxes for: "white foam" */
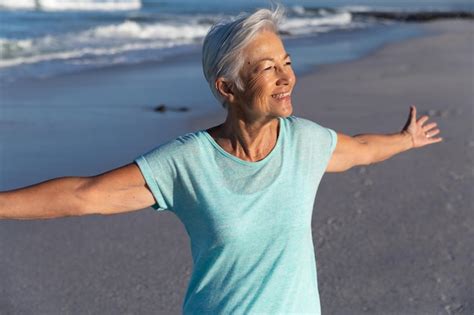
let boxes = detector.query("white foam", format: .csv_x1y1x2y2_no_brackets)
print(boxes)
290,5,306,15
0,19,211,68
341,5,373,12
0,0,141,11
90,20,210,40
0,38,34,58
0,12,360,69
282,12,352,35
0,0,35,10
0,41,178,67
39,0,141,11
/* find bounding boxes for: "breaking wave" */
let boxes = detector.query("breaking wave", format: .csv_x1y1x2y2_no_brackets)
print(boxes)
0,0,141,11
0,10,358,68
1,5,471,73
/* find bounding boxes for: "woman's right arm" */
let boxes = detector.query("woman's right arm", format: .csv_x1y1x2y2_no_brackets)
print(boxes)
0,163,156,220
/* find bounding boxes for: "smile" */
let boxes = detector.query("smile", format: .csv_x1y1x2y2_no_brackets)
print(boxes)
271,92,291,99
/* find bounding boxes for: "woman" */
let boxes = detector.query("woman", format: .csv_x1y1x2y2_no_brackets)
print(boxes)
0,7,442,314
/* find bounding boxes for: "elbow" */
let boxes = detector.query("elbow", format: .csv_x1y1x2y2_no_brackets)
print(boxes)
352,137,374,167
74,176,114,217
73,177,99,217
355,147,375,168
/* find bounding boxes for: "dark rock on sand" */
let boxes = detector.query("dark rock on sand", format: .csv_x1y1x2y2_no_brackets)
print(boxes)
153,104,190,113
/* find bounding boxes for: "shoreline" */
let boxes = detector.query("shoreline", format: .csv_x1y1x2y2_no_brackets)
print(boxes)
0,22,424,89
293,19,473,121
300,19,470,78
0,19,472,314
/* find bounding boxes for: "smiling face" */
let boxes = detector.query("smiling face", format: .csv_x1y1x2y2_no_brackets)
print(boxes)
229,30,296,121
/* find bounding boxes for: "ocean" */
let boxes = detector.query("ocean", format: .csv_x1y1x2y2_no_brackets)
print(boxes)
1,0,473,84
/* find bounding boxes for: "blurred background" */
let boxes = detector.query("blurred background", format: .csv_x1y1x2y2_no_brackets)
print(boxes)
1,1,473,85
1,0,472,187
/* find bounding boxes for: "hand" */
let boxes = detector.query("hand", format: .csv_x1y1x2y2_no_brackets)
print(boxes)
402,105,443,149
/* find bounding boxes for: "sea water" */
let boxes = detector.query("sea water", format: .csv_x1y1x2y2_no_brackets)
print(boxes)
0,0,472,84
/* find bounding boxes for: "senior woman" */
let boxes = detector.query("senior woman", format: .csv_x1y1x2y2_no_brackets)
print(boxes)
1,7,442,315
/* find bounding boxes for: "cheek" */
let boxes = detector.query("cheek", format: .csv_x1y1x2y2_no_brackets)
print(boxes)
246,77,271,102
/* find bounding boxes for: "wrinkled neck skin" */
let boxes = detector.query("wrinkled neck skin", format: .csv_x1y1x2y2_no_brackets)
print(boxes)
207,104,280,162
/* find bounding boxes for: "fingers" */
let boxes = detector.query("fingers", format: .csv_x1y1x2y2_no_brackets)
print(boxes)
408,105,443,146
408,105,443,140
423,122,438,131
426,126,443,143
410,105,417,122
429,136,443,143
411,105,431,126
424,120,442,142
426,128,441,137
418,115,430,125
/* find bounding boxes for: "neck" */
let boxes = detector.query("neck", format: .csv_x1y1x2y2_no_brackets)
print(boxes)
210,111,280,162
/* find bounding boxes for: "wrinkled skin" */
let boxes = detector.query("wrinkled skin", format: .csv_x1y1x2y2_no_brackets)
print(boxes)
207,30,296,162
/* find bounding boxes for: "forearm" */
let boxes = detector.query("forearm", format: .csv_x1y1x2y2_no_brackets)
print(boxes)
354,131,413,165
0,177,87,220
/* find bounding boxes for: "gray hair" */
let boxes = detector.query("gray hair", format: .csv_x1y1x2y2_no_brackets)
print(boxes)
202,7,285,108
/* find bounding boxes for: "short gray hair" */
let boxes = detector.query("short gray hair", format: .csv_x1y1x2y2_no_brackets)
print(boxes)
202,7,285,108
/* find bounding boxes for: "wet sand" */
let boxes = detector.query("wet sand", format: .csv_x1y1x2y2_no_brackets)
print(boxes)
0,20,473,314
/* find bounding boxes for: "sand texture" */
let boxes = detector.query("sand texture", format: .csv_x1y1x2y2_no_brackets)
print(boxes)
0,20,472,314
293,20,473,315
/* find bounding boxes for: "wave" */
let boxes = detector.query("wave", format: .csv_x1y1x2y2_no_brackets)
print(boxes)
3,6,471,71
0,0,35,9
281,12,352,35
0,0,141,11
351,10,474,22
300,6,474,22
0,41,177,67
0,11,359,68
0,21,209,67
91,20,210,40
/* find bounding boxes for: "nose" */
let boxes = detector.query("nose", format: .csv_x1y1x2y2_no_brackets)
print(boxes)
275,65,293,86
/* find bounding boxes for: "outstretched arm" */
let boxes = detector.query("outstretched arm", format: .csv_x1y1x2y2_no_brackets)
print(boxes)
0,163,156,220
326,105,443,173
0,177,89,220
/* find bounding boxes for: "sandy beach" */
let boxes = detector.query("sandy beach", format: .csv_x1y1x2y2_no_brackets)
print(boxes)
295,20,473,314
0,19,473,314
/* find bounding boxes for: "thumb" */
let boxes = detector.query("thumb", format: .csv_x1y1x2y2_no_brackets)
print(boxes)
410,105,417,122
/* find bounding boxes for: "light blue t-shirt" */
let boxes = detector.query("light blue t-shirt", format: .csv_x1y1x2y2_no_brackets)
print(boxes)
134,115,337,314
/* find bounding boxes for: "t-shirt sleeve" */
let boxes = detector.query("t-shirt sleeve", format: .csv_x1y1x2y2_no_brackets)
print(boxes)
326,127,338,156
134,142,177,212
290,116,338,174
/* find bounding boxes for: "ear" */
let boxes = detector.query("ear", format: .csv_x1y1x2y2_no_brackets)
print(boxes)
215,78,236,103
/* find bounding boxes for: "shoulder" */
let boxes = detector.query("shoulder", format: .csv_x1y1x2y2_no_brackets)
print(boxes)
284,115,333,137
139,131,204,162
284,115,337,153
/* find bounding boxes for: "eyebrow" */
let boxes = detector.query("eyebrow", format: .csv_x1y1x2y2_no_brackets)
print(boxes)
254,53,291,65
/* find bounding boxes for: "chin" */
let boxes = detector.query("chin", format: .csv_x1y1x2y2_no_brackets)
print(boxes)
276,101,293,118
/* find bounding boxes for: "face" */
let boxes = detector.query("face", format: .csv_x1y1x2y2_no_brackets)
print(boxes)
229,30,296,120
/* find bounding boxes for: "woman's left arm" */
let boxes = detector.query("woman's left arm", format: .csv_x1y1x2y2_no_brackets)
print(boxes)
326,105,443,173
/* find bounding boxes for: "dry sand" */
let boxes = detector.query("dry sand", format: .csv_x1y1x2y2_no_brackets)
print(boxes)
294,20,473,315
0,20,473,314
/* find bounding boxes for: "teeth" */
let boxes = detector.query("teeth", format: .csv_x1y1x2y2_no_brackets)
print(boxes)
271,92,290,99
